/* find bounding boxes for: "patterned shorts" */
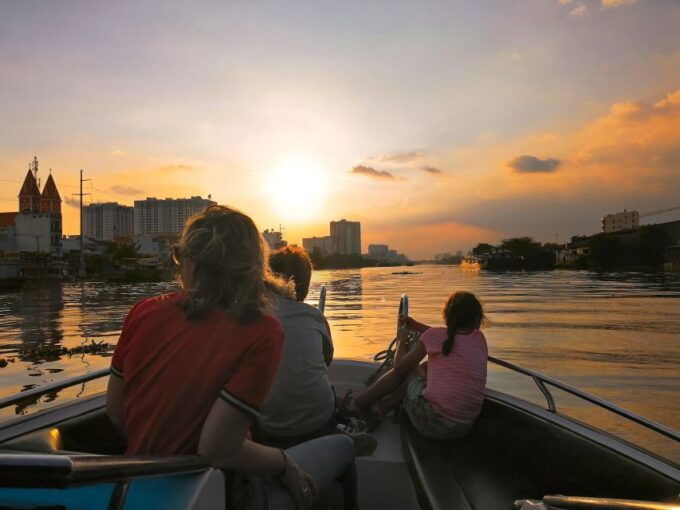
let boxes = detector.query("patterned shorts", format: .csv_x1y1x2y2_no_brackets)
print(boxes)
403,376,470,440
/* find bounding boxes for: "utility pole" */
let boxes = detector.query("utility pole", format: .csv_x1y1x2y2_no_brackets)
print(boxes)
75,169,91,277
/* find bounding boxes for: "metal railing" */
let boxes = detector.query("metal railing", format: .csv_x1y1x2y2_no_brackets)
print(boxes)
318,285,327,314
487,355,679,442
394,295,678,443
0,368,110,410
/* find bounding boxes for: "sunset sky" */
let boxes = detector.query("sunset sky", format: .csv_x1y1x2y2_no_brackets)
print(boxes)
1,0,679,258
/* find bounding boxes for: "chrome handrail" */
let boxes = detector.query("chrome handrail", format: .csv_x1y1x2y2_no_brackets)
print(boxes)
318,285,327,314
396,293,678,443
488,356,679,442
0,368,110,410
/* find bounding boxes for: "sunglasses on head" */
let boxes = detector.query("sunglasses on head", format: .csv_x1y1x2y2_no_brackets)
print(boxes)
171,245,181,266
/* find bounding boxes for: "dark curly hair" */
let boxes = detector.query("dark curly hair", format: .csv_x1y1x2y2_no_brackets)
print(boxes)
269,245,313,301
175,205,290,322
442,291,485,356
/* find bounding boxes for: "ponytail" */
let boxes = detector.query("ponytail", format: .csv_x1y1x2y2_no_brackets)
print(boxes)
442,291,484,357
442,332,454,356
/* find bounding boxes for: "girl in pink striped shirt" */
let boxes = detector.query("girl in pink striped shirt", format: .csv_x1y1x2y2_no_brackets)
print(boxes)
345,291,488,439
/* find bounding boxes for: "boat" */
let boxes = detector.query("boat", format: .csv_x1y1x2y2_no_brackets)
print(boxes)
0,291,677,509
461,255,482,270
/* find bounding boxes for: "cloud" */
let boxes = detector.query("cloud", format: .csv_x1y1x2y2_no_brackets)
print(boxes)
110,150,127,157
558,0,573,4
63,196,80,208
601,0,637,7
110,185,143,196
570,5,588,16
421,165,443,175
350,165,395,180
371,151,424,164
159,164,193,173
507,155,561,173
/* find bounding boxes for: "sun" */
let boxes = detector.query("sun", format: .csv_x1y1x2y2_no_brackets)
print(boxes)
265,157,329,222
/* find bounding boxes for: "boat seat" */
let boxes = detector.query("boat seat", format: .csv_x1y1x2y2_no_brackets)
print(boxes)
1,409,125,455
0,427,64,454
400,396,679,510
401,411,546,510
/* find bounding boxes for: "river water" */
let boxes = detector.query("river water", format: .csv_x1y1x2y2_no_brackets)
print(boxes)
1,265,678,460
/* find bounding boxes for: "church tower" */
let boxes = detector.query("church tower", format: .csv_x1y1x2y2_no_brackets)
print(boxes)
41,173,62,215
18,158,41,213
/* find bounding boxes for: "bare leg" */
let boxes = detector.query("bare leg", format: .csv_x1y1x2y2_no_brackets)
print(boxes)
353,368,404,410
354,361,428,416
371,383,407,416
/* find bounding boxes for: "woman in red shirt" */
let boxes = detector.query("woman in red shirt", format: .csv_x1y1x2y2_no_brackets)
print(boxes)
107,205,355,510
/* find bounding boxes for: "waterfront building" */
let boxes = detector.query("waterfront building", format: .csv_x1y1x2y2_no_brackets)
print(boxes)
133,196,215,236
262,229,287,251
368,244,389,259
0,159,63,255
0,213,18,252
302,235,333,255
602,209,639,233
84,202,134,241
330,219,361,255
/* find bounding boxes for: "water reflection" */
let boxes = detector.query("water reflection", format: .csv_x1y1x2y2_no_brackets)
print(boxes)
0,266,677,457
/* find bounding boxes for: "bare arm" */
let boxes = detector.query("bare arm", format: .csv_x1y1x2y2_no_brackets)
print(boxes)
405,316,431,334
198,399,317,509
197,398,283,473
106,374,125,436
394,339,427,377
321,317,334,367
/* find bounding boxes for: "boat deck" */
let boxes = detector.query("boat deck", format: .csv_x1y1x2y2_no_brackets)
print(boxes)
329,360,420,510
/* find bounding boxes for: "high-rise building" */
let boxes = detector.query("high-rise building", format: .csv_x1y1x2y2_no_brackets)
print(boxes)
330,219,361,255
368,244,389,259
84,202,134,241
133,196,216,236
602,209,639,233
302,235,333,255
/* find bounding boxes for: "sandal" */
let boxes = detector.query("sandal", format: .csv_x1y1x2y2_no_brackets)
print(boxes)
337,389,363,418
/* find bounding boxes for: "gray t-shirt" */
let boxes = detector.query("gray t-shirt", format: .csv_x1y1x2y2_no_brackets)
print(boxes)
258,297,336,436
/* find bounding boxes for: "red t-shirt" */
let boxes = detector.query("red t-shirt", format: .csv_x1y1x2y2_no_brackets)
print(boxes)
111,292,284,455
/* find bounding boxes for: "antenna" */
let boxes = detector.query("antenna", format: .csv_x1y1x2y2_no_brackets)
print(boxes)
32,156,40,189
72,169,91,278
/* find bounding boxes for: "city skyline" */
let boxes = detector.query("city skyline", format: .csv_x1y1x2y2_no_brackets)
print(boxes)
1,1,679,258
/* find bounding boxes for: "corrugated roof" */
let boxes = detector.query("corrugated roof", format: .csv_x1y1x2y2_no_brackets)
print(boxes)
0,212,18,228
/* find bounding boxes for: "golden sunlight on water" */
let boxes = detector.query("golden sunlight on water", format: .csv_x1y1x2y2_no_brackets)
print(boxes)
0,266,678,460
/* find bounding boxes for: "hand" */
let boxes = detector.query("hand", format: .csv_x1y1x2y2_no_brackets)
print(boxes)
397,321,409,343
279,454,318,510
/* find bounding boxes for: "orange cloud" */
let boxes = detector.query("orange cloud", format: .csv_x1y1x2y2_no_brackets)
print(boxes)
350,165,396,180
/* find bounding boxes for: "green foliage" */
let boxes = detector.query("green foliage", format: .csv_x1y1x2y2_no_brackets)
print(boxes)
586,225,671,270
107,242,139,263
472,243,494,256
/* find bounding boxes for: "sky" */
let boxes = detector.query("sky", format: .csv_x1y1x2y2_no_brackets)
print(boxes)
0,0,679,259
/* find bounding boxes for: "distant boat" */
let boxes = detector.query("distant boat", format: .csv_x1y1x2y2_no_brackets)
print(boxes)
461,255,482,269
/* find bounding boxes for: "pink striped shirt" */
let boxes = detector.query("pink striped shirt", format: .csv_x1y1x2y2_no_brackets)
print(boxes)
421,327,488,426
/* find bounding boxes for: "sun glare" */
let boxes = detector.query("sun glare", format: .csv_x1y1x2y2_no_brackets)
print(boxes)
265,157,329,222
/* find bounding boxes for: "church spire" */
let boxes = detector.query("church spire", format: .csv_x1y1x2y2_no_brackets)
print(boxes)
18,167,41,213
41,173,61,214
